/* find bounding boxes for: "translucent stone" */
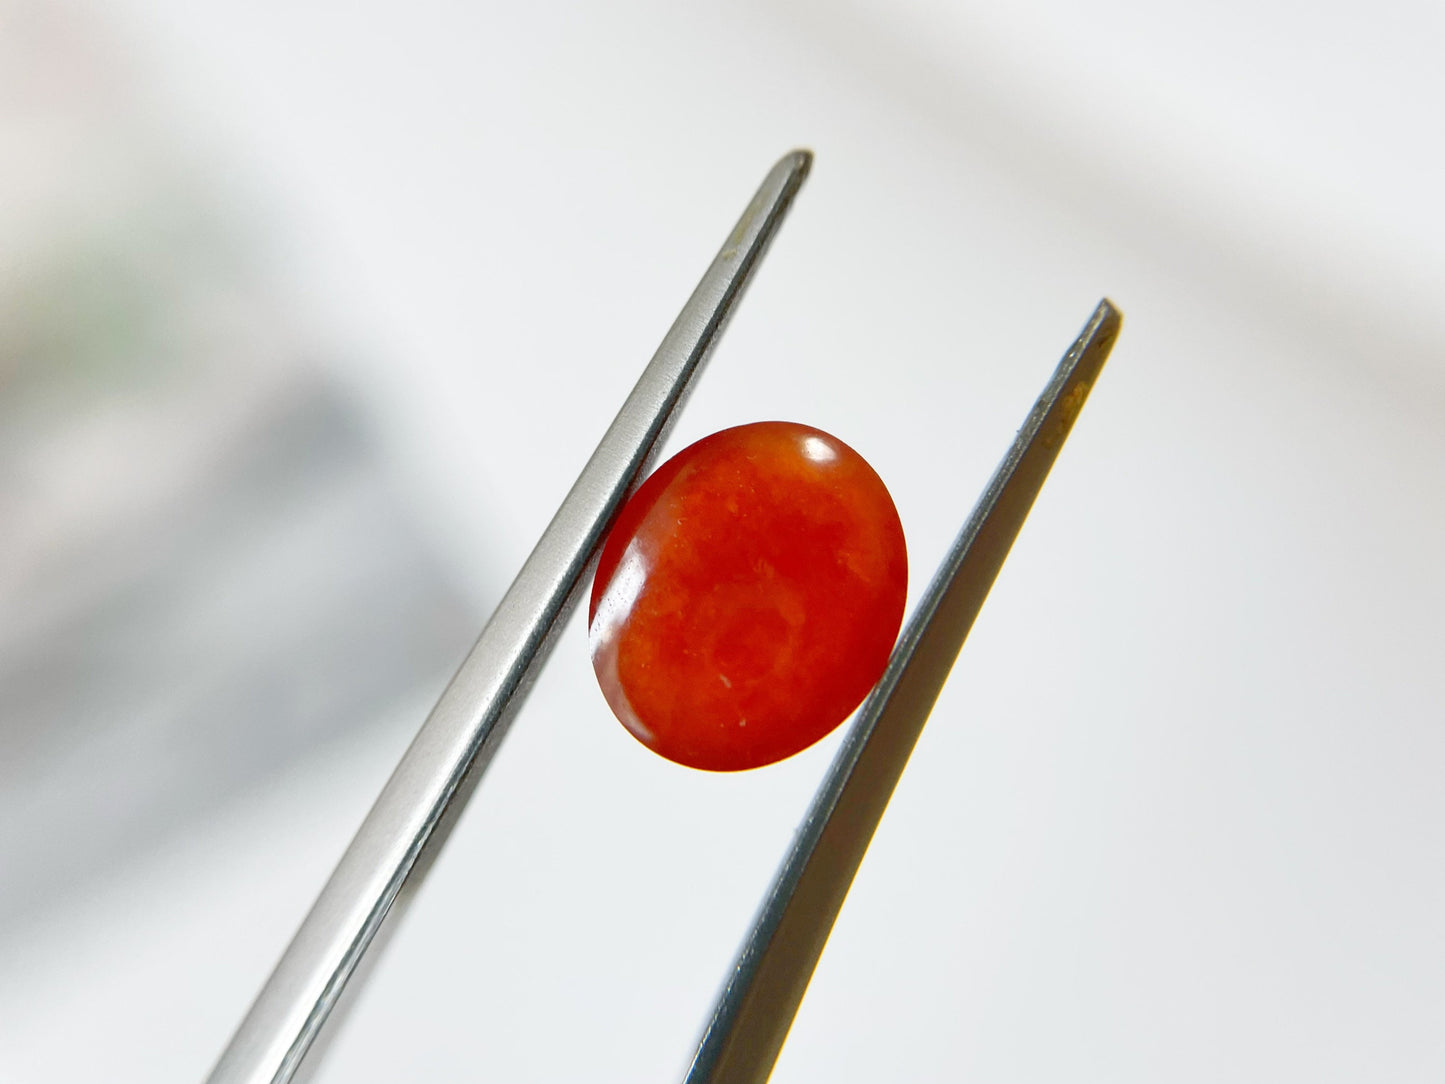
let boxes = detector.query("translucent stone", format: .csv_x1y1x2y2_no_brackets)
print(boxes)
589,421,907,771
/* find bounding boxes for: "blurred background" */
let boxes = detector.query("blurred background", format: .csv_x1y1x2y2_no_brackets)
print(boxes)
0,1,1441,1081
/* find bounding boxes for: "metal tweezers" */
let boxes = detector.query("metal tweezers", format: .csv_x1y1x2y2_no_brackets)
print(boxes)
209,150,1122,1084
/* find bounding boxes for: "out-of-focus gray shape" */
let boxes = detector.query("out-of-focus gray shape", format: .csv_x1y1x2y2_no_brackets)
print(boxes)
0,3,478,933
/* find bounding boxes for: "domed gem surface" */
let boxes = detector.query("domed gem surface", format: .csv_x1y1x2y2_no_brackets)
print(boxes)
589,421,907,771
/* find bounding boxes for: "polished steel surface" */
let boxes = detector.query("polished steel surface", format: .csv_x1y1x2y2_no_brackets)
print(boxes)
683,299,1122,1084
207,150,813,1084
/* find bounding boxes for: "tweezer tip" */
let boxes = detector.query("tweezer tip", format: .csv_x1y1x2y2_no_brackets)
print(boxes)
778,148,814,178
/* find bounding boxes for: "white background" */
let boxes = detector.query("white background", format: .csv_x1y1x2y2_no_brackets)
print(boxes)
1,1,1442,1081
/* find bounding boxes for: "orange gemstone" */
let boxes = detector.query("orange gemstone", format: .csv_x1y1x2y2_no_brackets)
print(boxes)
589,421,907,771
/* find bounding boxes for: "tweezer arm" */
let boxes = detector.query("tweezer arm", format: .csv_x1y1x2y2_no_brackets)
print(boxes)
684,299,1122,1084
207,150,813,1084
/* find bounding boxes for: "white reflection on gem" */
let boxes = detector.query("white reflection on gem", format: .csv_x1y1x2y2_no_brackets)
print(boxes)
801,435,837,464
588,541,653,743
590,542,648,651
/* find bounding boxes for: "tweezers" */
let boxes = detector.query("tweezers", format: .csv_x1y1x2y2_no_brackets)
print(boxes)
208,150,1121,1084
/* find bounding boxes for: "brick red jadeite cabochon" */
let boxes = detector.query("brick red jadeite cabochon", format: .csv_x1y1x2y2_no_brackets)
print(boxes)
588,421,907,771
